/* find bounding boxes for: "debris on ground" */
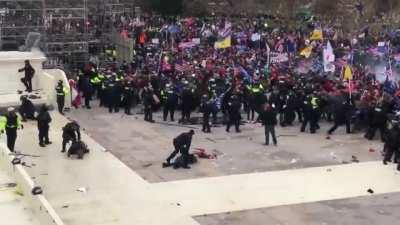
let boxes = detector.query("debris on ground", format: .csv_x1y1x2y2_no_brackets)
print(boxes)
290,158,298,164
62,205,69,208
369,148,376,153
176,203,181,206
205,137,217,143
326,136,331,140
351,156,360,163
142,163,152,168
76,187,87,193
367,189,374,194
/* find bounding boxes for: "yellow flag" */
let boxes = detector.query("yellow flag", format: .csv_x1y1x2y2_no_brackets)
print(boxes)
214,36,231,49
343,65,353,80
310,29,323,41
300,46,313,58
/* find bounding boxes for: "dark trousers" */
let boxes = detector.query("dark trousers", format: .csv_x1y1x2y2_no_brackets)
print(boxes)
202,113,211,132
226,118,240,132
163,105,175,121
38,126,50,145
365,125,386,141
265,125,277,145
21,77,32,92
181,108,191,122
166,142,188,167
57,96,65,114
108,101,119,113
144,105,153,121
384,146,399,163
84,95,91,108
62,136,76,152
6,128,17,152
124,104,132,115
247,108,255,121
328,121,351,134
301,116,317,133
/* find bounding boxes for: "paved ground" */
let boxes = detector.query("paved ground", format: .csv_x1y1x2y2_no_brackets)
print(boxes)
2,104,399,225
67,103,383,183
195,193,400,225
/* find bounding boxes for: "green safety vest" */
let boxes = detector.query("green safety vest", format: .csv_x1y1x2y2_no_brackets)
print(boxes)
0,115,22,131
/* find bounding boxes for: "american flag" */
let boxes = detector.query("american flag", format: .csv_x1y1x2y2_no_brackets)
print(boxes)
175,62,190,73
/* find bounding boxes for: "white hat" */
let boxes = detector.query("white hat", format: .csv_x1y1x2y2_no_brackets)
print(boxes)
7,107,15,112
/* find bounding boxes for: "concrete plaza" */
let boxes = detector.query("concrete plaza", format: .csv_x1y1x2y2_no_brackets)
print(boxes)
3,104,400,225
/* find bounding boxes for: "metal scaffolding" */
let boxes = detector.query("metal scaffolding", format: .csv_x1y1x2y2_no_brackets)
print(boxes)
0,0,45,50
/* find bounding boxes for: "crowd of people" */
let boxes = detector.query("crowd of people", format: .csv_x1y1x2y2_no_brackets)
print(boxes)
62,15,400,170
2,15,400,170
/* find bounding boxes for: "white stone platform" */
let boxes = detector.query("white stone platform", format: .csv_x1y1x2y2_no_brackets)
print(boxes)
0,168,41,225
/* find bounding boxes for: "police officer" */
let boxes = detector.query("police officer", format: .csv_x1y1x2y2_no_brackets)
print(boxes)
300,94,317,133
36,104,52,147
164,130,195,169
161,83,178,121
365,102,387,141
142,86,155,123
62,121,81,153
0,108,23,152
200,95,212,133
106,76,121,113
55,80,68,115
383,120,400,165
181,83,194,123
123,81,135,115
18,60,35,92
19,96,35,121
328,97,354,135
226,95,242,133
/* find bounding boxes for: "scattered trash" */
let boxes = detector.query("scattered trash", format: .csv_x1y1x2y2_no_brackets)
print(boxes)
367,189,374,194
326,136,331,140
330,152,337,159
277,134,298,137
290,158,298,164
369,148,376,153
176,203,181,206
205,138,217,143
76,187,87,193
62,205,69,209
142,163,152,168
341,161,349,164
40,173,48,176
351,156,360,163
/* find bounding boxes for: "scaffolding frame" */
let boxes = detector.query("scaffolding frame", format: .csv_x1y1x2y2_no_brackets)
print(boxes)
0,0,45,50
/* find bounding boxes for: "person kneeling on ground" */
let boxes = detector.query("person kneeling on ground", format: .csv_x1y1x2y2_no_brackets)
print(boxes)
163,130,195,169
62,121,81,153
19,96,36,121
67,140,90,159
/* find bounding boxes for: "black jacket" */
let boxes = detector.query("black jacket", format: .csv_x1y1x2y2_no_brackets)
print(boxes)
261,109,277,126
174,132,192,148
37,111,52,128
18,64,35,79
